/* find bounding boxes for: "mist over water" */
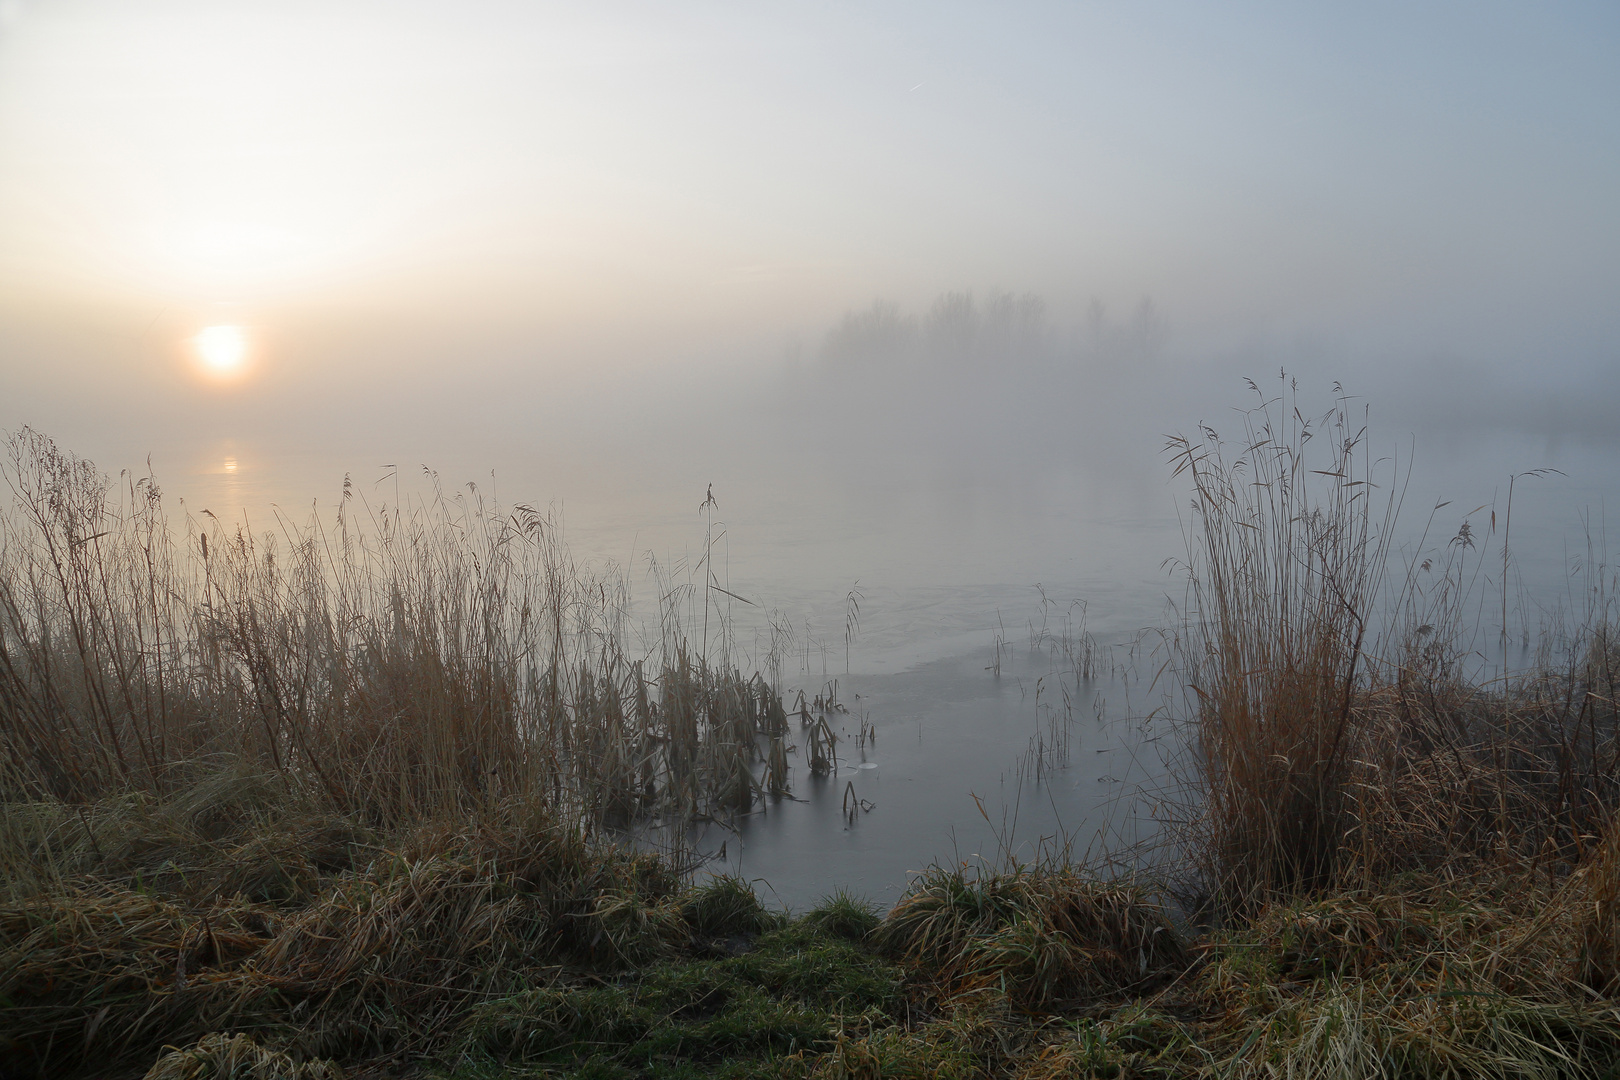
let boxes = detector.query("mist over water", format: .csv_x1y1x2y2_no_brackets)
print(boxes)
9,292,1618,906
2,3,1617,905
115,290,1619,667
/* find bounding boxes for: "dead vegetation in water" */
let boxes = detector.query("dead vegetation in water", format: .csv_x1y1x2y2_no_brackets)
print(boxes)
0,427,796,845
0,427,833,1076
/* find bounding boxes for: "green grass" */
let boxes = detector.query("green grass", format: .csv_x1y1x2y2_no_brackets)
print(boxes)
801,889,882,943
459,921,900,1078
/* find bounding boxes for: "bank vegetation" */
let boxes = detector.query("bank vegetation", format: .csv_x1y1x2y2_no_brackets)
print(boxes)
5,382,1620,1078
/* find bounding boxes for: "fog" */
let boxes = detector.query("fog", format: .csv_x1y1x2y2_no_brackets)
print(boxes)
4,3,1620,900
2,0,1618,676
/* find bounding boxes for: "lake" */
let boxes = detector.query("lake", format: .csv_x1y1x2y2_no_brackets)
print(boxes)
46,351,1620,910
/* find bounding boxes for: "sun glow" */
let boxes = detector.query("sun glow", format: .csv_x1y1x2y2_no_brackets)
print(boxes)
194,325,249,375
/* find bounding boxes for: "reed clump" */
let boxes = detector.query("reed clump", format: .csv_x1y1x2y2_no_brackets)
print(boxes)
1080,375,1620,1075
1165,381,1395,911
0,427,790,846
0,428,815,1077
1166,379,1620,919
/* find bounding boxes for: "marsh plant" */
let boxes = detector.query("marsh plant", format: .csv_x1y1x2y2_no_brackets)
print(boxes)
1166,375,1620,920
1164,379,1400,908
0,428,790,860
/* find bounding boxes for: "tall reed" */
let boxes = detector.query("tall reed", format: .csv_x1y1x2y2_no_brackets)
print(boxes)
0,429,783,849
1167,377,1620,923
1166,379,1399,911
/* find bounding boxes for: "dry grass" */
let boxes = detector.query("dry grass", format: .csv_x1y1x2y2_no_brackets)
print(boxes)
142,1033,343,1080
1179,868,1620,1080
1165,379,1398,911
0,427,790,871
1166,377,1620,920
848,851,1620,1080
0,798,695,1076
876,864,1187,1010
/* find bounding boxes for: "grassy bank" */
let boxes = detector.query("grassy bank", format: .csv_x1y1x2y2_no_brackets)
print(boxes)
7,380,1620,1079
10,819,1620,1079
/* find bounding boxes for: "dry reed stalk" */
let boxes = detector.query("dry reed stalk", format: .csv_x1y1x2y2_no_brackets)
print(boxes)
1166,378,1400,913
0,429,789,840
1577,812,1620,994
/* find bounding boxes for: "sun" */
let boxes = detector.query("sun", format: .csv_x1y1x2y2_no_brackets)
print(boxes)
194,325,248,374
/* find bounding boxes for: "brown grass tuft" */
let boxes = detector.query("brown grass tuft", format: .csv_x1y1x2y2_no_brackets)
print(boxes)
876,865,1186,1010
1165,378,1396,913
1166,376,1620,918
141,1033,343,1080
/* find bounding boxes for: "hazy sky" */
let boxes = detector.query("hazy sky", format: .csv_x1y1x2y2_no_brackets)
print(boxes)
4,4,1617,333
1,0,1617,674
1,1,1617,509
